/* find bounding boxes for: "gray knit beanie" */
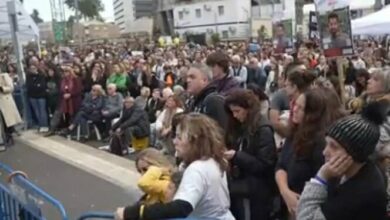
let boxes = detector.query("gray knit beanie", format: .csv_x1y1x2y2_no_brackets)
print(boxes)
327,101,389,163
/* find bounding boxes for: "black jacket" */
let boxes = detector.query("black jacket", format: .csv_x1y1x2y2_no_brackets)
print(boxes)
188,85,228,129
26,73,47,98
322,161,387,220
276,136,326,194
145,98,164,123
112,105,150,138
228,116,277,198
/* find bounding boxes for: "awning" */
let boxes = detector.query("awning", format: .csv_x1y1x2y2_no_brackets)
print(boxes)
0,0,39,41
352,5,390,35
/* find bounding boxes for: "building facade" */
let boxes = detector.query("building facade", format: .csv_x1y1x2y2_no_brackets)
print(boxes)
113,0,134,34
38,22,55,43
72,21,121,43
173,0,252,40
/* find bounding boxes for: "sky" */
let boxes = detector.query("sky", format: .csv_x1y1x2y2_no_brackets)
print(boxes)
24,0,114,22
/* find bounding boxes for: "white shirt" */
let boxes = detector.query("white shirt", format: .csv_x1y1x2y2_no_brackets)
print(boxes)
174,158,235,220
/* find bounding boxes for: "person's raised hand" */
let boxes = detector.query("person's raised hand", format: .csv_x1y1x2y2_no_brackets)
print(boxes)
223,150,236,160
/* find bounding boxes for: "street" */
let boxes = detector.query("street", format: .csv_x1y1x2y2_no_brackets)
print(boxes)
0,141,140,219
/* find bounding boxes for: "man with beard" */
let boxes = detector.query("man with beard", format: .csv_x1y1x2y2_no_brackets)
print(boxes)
327,12,350,48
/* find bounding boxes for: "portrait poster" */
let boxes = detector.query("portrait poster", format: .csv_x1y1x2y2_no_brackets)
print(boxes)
273,19,294,54
315,0,354,57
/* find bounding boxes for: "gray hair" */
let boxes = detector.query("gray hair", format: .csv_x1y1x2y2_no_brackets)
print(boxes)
107,83,117,90
372,68,390,93
190,63,213,81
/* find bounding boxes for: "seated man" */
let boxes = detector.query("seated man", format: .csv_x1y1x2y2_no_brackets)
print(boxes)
101,83,123,139
110,97,150,156
67,84,105,141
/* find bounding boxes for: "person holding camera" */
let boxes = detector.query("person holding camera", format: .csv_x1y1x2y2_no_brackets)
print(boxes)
224,89,277,220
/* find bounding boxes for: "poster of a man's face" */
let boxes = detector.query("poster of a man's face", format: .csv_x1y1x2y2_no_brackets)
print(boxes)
273,20,293,54
317,7,353,57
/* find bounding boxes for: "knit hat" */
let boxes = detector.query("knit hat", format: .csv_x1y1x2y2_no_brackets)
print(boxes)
327,101,389,162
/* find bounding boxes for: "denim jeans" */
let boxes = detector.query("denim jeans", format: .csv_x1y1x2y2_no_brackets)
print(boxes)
29,98,48,128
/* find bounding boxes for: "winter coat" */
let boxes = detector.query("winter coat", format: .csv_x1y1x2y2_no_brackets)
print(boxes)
107,73,128,94
112,105,150,138
103,93,123,116
59,76,83,115
208,75,240,96
137,166,172,205
79,93,104,121
26,73,47,98
188,85,228,129
0,73,22,127
228,116,277,219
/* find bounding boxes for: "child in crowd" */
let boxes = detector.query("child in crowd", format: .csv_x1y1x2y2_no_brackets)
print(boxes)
134,148,182,205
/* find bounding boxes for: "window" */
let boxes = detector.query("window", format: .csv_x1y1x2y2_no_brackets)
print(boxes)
222,30,228,39
196,9,201,18
218,5,224,16
179,11,183,19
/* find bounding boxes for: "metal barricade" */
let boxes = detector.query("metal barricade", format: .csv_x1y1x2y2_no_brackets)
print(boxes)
0,162,68,220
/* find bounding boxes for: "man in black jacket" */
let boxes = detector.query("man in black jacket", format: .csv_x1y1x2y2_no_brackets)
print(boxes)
186,63,228,129
110,97,150,155
26,64,48,131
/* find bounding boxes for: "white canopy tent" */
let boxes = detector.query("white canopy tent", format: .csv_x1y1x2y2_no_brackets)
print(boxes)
351,6,390,35
0,0,39,42
0,0,39,129
303,0,376,15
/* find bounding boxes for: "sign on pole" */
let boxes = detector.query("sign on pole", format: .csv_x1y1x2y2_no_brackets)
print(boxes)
53,21,66,43
315,0,354,57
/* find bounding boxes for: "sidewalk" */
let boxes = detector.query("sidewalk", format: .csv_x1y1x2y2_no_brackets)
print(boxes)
16,130,141,191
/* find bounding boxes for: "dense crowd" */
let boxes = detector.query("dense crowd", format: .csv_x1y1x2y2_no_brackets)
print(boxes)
0,39,389,220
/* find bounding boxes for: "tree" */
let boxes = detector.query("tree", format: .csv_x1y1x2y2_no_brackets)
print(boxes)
31,9,43,24
211,33,220,45
65,0,104,20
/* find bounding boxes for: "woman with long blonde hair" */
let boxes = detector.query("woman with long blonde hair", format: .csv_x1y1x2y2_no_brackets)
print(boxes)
134,148,179,205
115,113,234,220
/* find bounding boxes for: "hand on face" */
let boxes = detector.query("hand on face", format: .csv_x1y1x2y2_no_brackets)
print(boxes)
318,154,353,181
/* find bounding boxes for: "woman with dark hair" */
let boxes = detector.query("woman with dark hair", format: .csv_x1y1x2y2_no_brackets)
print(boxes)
275,88,344,219
45,65,61,117
285,70,316,123
247,83,269,120
355,68,370,97
224,89,277,220
85,62,107,93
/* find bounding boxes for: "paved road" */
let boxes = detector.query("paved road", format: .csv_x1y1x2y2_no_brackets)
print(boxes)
0,142,140,219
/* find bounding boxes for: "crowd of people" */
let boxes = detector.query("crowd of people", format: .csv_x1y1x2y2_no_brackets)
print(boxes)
0,38,389,220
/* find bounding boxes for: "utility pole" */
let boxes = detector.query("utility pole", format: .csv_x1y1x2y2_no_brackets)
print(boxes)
75,0,82,45
295,0,304,46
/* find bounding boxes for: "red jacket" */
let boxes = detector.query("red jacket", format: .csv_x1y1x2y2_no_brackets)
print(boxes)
59,76,83,115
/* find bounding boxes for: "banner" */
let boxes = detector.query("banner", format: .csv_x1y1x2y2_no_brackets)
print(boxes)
315,1,354,57
309,11,320,40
